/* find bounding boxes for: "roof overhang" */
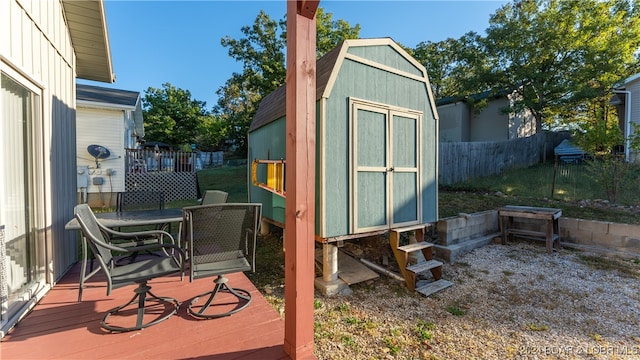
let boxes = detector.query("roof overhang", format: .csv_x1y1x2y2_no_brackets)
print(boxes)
62,0,115,83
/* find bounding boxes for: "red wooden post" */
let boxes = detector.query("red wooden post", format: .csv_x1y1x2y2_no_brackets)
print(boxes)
284,1,319,359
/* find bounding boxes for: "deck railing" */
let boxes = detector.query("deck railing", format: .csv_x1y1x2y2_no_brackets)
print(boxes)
125,148,197,174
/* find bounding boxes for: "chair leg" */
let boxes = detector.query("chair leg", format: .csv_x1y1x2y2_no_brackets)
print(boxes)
187,275,252,319
101,282,179,332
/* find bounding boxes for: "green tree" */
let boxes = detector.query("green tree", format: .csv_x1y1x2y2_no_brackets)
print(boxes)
480,0,640,131
413,32,488,99
197,115,227,151
315,8,361,57
216,8,360,156
142,83,214,148
574,105,629,203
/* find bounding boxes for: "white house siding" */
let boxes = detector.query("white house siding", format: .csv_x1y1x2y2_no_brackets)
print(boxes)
76,107,126,201
123,111,137,149
1,0,79,335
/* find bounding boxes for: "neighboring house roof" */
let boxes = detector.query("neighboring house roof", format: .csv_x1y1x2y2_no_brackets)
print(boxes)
436,89,510,107
77,84,139,108
62,0,115,83
618,72,640,87
250,38,436,132
77,84,144,137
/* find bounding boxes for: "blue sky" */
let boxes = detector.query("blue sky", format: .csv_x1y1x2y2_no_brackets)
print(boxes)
78,0,508,109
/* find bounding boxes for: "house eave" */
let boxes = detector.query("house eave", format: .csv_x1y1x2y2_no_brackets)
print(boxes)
614,72,640,90
77,99,135,111
62,0,115,83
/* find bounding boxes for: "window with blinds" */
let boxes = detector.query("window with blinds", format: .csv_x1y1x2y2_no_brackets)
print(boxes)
1,71,43,324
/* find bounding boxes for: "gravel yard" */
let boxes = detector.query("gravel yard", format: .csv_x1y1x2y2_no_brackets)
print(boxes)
300,240,640,359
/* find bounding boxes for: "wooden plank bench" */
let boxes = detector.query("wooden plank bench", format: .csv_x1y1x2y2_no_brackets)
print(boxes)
498,206,562,253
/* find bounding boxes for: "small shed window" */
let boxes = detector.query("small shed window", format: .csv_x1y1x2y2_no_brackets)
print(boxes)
252,159,286,196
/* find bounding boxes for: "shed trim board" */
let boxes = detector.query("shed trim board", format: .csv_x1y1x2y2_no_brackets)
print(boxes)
343,53,429,84
320,38,438,121
319,97,327,237
349,97,422,233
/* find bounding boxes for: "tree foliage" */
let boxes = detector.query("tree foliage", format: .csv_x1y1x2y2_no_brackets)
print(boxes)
413,32,488,99
414,0,640,133
142,83,222,150
215,8,360,156
481,0,640,130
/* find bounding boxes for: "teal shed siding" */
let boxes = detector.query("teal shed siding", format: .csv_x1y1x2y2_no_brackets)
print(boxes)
248,119,286,224
249,38,438,241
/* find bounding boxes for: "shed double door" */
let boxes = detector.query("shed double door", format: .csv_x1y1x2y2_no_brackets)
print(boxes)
351,100,422,233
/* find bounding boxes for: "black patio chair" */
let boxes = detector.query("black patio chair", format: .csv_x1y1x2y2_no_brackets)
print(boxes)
113,190,168,263
116,190,165,212
182,203,261,319
200,190,229,205
74,204,185,332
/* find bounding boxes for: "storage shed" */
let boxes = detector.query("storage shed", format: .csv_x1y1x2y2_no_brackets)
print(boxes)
248,38,440,292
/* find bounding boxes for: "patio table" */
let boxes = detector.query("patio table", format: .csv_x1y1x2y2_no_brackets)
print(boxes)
65,208,183,301
65,208,183,231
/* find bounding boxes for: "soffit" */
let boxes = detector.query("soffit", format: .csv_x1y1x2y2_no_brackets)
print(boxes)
62,0,115,83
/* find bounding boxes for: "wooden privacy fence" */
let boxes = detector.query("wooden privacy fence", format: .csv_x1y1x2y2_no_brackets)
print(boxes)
439,131,569,185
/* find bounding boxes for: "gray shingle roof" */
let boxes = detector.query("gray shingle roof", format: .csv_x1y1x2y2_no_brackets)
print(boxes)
249,42,343,132
77,84,139,108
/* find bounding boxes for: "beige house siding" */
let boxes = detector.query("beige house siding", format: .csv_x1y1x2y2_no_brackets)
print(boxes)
437,94,536,142
438,102,468,142
470,98,509,142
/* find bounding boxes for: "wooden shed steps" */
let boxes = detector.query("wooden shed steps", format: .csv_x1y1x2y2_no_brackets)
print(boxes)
416,279,454,297
389,225,453,297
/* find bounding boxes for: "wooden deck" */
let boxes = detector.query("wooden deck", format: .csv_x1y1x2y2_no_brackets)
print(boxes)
1,262,288,359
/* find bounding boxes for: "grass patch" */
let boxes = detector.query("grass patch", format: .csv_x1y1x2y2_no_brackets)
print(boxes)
383,336,401,355
414,320,436,341
446,306,466,316
440,162,640,224
246,230,285,290
197,165,249,202
341,334,357,347
577,255,640,279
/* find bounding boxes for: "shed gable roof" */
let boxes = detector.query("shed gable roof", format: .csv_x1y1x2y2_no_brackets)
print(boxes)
250,38,436,132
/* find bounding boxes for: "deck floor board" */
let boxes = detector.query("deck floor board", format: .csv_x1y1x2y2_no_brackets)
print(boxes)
2,261,287,359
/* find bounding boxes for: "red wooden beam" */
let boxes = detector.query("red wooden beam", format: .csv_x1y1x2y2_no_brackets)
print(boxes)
284,1,318,359
297,1,320,19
